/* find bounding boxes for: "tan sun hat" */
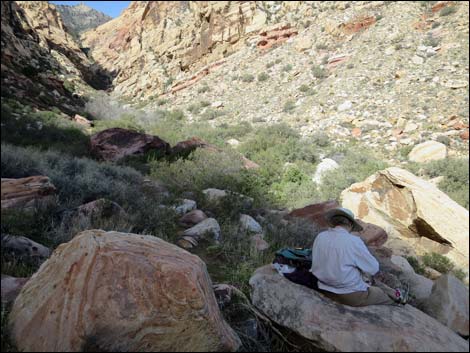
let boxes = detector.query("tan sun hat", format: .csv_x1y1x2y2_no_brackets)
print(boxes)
325,207,364,232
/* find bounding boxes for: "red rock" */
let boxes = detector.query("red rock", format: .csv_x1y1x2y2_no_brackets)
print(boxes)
288,201,388,246
287,200,340,229
1,176,56,209
432,1,451,13
351,127,362,137
460,129,469,140
452,121,468,130
179,209,208,228
91,127,170,161
392,128,404,138
327,55,350,69
352,220,388,247
170,59,225,94
342,16,376,34
257,24,298,50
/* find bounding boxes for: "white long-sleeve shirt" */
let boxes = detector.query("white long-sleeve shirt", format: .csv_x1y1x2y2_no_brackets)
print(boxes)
311,226,379,294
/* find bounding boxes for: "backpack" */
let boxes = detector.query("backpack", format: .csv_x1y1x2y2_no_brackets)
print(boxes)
273,248,318,290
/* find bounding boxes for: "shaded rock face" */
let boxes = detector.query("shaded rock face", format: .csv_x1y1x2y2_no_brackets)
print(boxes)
1,235,51,263
55,3,112,37
249,265,469,352
1,176,56,209
9,230,241,352
421,274,469,337
66,198,127,225
341,167,469,271
1,275,29,304
288,200,388,247
90,127,170,161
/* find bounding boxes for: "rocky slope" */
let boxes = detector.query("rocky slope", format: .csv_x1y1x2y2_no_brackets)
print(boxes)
1,1,111,114
55,2,112,38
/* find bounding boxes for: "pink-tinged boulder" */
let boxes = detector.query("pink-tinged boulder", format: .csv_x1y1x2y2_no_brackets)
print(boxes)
73,114,93,127
1,275,29,304
9,230,240,352
1,176,56,209
91,127,170,161
288,201,388,247
179,209,208,228
171,137,217,159
460,129,469,140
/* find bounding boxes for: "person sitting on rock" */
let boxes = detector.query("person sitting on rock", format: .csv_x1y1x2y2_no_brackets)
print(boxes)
310,207,407,306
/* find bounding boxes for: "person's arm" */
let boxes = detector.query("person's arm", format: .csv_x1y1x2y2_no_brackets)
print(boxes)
352,239,379,276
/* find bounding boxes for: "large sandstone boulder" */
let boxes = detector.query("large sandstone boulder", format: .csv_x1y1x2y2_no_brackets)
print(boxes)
1,176,56,209
341,167,469,271
421,274,469,337
288,200,388,247
408,141,447,163
90,127,170,161
250,266,469,352
9,230,240,352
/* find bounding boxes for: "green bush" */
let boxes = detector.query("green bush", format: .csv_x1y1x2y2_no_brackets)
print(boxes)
421,252,468,281
408,158,469,209
316,43,328,50
312,65,329,79
439,6,457,16
283,100,296,113
310,132,330,147
156,98,168,106
198,84,210,93
1,101,90,157
258,73,269,82
282,64,293,72
200,108,226,120
266,62,275,69
241,74,255,83
319,150,388,201
405,256,426,275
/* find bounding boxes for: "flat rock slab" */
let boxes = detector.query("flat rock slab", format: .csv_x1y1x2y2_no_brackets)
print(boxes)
250,266,469,352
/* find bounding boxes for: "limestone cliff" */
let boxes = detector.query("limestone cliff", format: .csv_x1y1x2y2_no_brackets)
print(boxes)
81,1,314,98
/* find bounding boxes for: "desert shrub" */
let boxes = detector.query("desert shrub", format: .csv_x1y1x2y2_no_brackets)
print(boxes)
274,58,282,64
282,64,293,72
422,253,454,274
63,80,75,93
421,252,468,282
188,103,203,114
85,92,132,120
151,149,252,195
92,113,145,133
319,150,388,201
200,108,226,120
315,43,328,50
156,98,168,106
310,132,330,147
197,84,210,93
200,100,211,108
266,62,275,69
408,158,469,209
435,135,451,146
1,144,143,208
283,100,296,113
312,65,328,79
241,74,255,83
439,6,457,16
299,84,316,96
165,109,185,121
1,101,90,157
423,34,441,47
405,256,426,275
257,73,269,82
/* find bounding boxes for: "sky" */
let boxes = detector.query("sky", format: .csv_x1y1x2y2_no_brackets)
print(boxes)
50,1,131,18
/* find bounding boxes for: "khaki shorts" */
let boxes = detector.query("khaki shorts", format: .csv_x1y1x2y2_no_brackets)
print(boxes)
321,285,396,307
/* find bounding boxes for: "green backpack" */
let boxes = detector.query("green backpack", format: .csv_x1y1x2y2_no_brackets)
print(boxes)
273,248,313,269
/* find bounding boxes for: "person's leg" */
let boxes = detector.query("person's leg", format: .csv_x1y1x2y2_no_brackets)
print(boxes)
320,287,394,306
